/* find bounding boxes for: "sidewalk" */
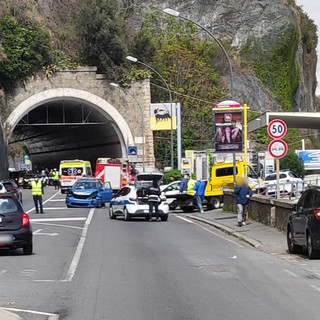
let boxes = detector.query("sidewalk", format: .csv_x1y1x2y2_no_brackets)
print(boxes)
0,309,22,320
187,209,288,255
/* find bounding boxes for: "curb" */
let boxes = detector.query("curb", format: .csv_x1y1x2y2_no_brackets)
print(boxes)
0,309,22,320
186,214,262,248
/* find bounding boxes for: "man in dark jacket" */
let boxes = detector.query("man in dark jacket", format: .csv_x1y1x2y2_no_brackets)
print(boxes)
179,174,188,193
146,178,162,221
194,179,206,213
234,178,252,227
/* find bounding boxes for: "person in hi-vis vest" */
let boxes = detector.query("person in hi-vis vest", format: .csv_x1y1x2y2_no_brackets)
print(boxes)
52,168,60,190
31,176,44,214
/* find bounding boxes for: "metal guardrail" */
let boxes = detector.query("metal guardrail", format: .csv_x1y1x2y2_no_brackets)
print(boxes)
257,179,320,200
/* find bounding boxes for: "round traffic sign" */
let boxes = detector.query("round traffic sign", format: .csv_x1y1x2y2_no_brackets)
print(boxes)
267,119,287,139
268,139,288,159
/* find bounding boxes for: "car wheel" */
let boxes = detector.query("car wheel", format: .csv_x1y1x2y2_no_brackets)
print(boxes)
23,243,33,255
109,206,116,219
161,215,168,221
307,232,318,260
287,227,299,254
212,197,221,209
124,208,131,221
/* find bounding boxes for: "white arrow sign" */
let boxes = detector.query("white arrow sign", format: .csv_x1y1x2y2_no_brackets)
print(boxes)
33,229,59,237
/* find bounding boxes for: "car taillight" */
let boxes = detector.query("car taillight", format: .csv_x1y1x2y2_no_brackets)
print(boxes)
313,210,320,221
22,213,30,227
129,197,136,202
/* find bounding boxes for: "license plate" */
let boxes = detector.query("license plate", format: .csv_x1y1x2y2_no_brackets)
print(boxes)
0,234,13,244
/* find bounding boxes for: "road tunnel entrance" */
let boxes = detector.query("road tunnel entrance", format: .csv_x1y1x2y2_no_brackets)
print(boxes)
6,88,135,172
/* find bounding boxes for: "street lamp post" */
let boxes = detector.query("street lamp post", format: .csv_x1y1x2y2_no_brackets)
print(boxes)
163,8,234,100
110,82,145,172
126,56,174,169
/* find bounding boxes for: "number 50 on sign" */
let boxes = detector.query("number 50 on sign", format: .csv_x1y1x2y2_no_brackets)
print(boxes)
267,119,287,139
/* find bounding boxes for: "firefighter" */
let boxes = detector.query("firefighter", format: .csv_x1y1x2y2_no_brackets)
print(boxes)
31,175,44,214
52,168,60,190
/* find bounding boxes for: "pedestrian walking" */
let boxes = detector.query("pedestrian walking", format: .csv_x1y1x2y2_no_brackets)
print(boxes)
31,175,44,214
194,179,206,213
234,178,252,227
52,168,59,190
146,178,162,221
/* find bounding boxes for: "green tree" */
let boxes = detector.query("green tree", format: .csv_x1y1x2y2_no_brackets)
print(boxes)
130,14,227,167
77,0,129,79
280,150,305,178
0,16,51,90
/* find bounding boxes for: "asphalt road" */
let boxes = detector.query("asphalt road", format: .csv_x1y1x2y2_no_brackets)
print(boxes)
0,186,320,319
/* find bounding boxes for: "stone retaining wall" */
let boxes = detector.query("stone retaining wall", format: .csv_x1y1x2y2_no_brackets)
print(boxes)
223,190,296,232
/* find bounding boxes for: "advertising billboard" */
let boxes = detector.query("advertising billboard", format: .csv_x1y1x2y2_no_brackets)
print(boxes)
297,150,320,170
214,111,243,152
150,103,177,131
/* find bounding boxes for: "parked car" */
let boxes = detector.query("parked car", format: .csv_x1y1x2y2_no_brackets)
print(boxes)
0,193,33,255
109,173,169,221
265,170,303,195
66,178,113,208
1,180,22,203
287,186,320,259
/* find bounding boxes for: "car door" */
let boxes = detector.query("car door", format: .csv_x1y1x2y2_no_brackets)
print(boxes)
293,190,314,244
100,182,113,202
111,187,131,213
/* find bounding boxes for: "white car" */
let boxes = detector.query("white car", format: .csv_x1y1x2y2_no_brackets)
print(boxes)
161,181,181,209
264,171,303,195
109,173,169,221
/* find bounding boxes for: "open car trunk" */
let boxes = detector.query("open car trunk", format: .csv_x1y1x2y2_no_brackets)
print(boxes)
135,173,163,204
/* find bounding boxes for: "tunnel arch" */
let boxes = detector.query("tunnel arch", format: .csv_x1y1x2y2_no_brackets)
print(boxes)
6,88,135,161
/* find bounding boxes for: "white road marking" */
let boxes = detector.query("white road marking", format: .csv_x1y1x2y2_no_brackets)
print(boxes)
283,269,298,278
26,191,60,213
175,215,195,224
0,307,59,319
30,217,86,222
47,199,65,202
32,222,83,230
229,255,237,259
310,284,320,293
174,214,243,248
33,229,59,236
63,208,95,282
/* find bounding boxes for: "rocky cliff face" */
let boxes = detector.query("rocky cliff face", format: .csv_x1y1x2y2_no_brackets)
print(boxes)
135,0,317,112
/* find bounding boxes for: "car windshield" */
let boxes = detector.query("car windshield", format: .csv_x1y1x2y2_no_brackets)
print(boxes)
0,198,18,214
74,181,97,190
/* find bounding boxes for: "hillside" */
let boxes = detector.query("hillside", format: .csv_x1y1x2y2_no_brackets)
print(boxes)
0,0,318,162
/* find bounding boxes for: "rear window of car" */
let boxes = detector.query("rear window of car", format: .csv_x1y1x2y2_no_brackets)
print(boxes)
0,198,19,214
216,167,238,177
3,182,14,189
289,172,298,178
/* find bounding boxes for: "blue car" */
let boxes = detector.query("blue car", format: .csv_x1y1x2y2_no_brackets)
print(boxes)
66,178,113,208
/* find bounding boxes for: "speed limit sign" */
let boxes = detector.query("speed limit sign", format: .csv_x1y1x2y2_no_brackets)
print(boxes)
267,119,287,139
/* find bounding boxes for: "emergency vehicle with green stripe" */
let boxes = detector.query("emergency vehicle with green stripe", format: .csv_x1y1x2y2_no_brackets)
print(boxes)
59,160,92,194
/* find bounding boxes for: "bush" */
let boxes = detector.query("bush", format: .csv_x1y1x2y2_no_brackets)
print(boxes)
0,16,50,90
163,169,182,184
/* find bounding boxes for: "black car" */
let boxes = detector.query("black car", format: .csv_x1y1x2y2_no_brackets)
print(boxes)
0,194,33,255
1,180,23,203
22,172,38,189
287,187,320,259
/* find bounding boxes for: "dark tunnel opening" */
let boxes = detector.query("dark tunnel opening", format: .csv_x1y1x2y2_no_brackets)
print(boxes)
10,100,123,171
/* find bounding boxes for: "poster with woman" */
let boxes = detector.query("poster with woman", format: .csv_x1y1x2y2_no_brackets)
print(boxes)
214,111,243,152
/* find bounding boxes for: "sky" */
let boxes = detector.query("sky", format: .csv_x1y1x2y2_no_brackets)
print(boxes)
295,0,320,95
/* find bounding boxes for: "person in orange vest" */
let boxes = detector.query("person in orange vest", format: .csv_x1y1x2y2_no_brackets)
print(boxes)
31,175,44,214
